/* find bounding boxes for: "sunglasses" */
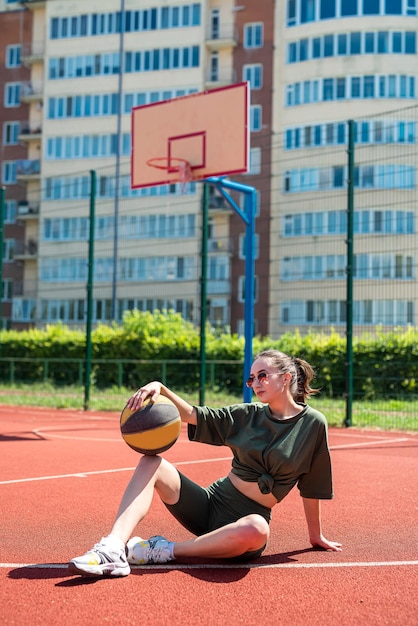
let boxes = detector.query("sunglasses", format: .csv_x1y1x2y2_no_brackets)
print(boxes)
245,371,276,388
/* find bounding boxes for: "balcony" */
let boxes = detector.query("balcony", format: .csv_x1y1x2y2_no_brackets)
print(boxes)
17,201,40,219
205,68,236,89
208,238,232,253
206,24,237,50
16,159,41,181
20,82,43,104
207,279,231,295
21,42,45,65
208,195,231,212
11,280,24,297
19,1,47,8
18,123,42,142
14,239,38,260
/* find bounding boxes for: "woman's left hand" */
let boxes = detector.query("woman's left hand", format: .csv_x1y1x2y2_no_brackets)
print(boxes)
310,534,342,552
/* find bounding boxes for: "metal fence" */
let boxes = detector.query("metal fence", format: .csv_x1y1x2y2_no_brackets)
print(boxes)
0,356,416,431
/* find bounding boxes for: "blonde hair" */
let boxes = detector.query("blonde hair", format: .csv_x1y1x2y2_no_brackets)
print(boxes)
254,349,319,403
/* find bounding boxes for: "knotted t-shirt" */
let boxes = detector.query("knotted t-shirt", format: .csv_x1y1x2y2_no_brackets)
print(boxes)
188,403,333,503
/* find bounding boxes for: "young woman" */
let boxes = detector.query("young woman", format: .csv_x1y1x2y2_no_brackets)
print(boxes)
69,349,342,577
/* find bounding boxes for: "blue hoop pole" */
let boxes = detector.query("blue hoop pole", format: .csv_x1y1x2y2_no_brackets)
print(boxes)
205,177,256,402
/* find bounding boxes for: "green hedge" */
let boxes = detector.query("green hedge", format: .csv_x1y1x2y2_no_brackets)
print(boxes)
1,311,417,399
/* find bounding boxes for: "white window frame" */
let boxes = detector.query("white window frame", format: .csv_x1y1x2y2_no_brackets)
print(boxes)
250,105,262,132
4,83,21,107
5,200,17,223
6,44,21,68
2,161,17,184
209,51,219,81
2,278,13,300
242,64,263,90
244,23,263,49
246,147,261,175
238,275,258,303
3,239,15,262
238,233,259,260
210,8,220,39
3,121,20,145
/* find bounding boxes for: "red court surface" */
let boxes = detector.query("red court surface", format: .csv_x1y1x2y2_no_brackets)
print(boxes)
0,405,417,626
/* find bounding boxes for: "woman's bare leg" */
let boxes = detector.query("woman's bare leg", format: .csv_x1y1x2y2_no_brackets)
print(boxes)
110,455,269,560
110,455,181,543
172,514,269,559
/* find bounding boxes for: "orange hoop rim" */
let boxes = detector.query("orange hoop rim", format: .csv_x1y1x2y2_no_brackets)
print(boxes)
146,157,191,172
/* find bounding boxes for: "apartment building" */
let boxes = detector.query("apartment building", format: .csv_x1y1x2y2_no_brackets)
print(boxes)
0,2,32,328
1,0,244,331
271,0,418,335
1,0,417,338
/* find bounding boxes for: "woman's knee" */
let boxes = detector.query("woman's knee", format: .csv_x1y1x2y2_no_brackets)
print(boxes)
239,514,270,546
134,455,181,503
134,453,162,476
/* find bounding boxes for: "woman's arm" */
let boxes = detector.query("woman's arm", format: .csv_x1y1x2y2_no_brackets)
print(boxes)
126,381,197,425
302,497,342,552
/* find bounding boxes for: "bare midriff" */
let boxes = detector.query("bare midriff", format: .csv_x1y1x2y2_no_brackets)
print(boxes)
228,471,278,509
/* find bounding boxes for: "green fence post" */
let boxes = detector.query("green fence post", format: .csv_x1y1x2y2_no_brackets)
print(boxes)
84,170,96,411
344,120,355,428
118,361,123,388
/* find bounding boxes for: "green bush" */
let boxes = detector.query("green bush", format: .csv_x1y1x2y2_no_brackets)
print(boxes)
1,315,418,399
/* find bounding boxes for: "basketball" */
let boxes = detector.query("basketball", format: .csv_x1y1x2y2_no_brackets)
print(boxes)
120,394,181,455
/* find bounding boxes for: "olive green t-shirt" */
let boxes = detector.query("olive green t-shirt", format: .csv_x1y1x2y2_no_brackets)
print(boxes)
189,403,333,503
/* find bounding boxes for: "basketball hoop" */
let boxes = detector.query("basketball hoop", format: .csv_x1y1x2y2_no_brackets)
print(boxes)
146,157,193,192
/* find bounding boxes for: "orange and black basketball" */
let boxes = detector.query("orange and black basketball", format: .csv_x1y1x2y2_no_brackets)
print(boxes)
120,395,181,455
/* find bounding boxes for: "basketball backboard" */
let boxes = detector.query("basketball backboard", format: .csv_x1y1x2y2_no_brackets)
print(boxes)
131,82,249,189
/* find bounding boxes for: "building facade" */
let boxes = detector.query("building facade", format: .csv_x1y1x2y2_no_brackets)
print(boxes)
1,0,417,337
271,0,418,335
0,1,32,328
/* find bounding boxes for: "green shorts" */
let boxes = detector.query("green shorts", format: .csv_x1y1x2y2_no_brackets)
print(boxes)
164,473,272,561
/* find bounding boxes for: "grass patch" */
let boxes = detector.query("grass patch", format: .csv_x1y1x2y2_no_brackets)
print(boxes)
0,383,416,431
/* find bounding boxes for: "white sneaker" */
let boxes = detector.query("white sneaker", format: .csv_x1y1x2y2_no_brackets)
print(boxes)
69,536,130,577
126,535,174,565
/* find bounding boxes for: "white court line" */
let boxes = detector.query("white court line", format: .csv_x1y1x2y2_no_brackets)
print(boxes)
1,560,417,571
31,425,190,443
32,424,416,445
0,457,233,485
0,431,413,485
331,437,410,450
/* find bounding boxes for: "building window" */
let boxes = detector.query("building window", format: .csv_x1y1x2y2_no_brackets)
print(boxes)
50,4,201,38
247,147,261,175
4,83,21,107
2,279,13,301
238,275,258,303
3,239,15,262
244,23,263,49
209,52,218,81
6,45,21,68
286,74,415,106
239,233,260,260
287,31,417,63
243,64,263,90
286,0,416,25
250,105,262,132
3,122,20,145
5,201,17,223
49,46,200,79
2,162,17,184
210,8,220,39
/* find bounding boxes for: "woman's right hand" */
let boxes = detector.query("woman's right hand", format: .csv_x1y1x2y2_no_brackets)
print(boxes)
125,381,162,410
